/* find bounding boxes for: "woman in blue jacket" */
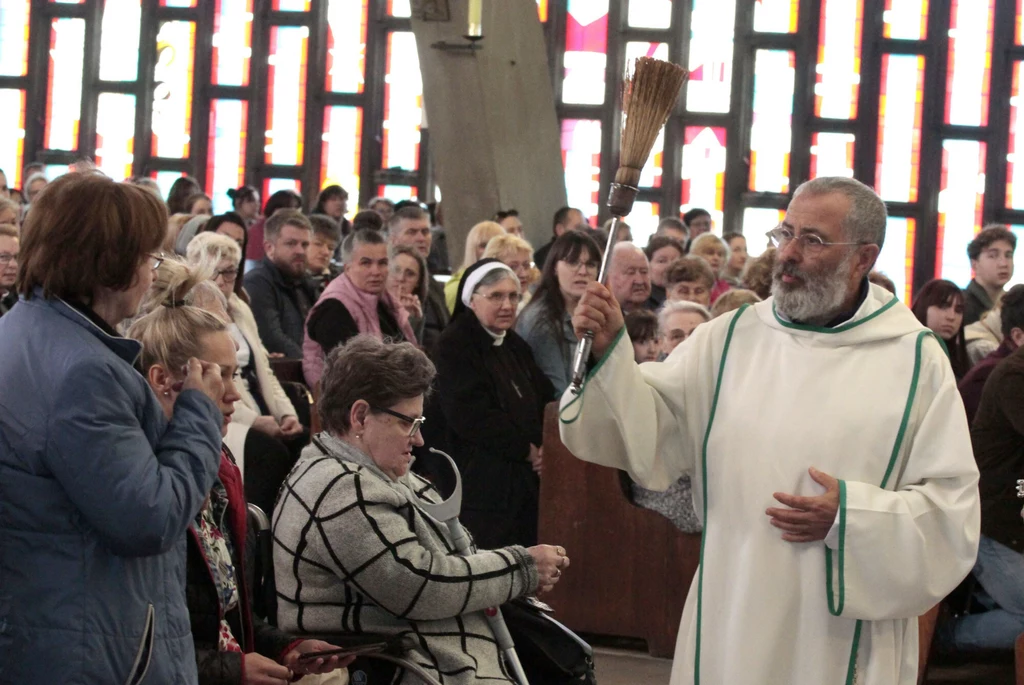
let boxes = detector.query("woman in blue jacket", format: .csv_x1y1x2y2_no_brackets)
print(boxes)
0,172,226,684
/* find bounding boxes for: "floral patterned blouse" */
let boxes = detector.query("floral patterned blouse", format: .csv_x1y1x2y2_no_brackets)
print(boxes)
193,480,242,652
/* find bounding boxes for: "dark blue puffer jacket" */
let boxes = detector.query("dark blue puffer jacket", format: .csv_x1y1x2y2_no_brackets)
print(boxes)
0,293,223,684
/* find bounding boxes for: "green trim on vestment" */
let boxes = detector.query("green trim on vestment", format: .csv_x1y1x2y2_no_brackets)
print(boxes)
845,620,863,685
771,295,899,333
694,304,750,685
558,326,626,425
826,480,848,616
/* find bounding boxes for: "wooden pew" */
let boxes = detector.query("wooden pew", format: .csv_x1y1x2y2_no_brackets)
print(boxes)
538,403,701,658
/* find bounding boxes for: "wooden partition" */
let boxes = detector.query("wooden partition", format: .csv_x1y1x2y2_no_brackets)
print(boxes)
538,403,701,657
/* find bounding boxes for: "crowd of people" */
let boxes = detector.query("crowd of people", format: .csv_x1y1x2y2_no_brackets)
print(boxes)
0,160,1021,683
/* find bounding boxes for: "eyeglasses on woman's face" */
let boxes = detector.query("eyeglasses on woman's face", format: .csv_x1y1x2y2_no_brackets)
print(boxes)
473,290,522,306
149,253,166,270
214,267,238,282
371,405,426,438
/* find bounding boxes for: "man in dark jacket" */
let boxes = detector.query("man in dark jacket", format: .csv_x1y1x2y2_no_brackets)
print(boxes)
942,346,1024,651
533,206,588,271
244,210,319,358
387,205,449,356
959,284,1024,424
963,225,1016,326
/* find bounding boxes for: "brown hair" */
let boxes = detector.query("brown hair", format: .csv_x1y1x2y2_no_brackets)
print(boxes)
710,289,761,318
742,248,776,300
19,172,166,299
624,309,659,343
318,335,435,434
967,224,1017,261
665,256,714,290
643,235,685,262
911,279,969,379
265,208,312,243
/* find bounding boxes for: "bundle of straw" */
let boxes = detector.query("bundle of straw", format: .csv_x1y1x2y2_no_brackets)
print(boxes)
613,56,689,196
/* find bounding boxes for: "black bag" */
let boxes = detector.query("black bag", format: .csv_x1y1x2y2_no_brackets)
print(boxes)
502,598,598,685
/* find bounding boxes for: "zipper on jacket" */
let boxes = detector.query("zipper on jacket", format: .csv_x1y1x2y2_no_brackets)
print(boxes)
124,603,155,685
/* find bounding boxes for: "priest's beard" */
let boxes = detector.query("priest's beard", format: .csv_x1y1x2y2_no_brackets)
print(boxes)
771,253,855,324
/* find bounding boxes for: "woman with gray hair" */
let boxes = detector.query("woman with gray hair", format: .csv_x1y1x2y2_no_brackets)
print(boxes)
303,229,416,388
273,335,568,685
434,259,554,549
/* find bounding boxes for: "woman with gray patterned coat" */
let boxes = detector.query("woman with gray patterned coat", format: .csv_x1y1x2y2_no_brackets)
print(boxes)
273,336,570,684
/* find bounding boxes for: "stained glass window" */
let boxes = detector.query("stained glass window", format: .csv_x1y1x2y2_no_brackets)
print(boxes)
810,132,855,179
1019,0,1024,45
377,185,417,201
627,0,672,29
874,217,916,302
815,0,862,120
561,119,602,226
273,0,310,10
884,0,928,40
681,126,726,230
152,21,195,159
945,0,994,127
937,140,986,286
0,89,26,190
0,1,30,77
45,18,85,152
754,0,799,33
749,50,795,193
161,0,197,6
206,99,248,214
212,0,253,87
95,93,136,181
387,0,410,17
44,164,69,179
686,0,735,114
327,0,367,93
382,32,422,171
322,106,363,204
100,0,141,82
627,202,661,248
1009,62,1024,210
741,208,785,259
537,0,549,22
876,54,924,203
264,178,301,199
563,0,608,106
265,26,308,166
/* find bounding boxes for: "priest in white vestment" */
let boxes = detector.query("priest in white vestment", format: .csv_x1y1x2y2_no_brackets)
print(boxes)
559,177,980,685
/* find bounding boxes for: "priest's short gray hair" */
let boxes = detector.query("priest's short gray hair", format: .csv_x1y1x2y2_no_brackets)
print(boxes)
792,177,887,251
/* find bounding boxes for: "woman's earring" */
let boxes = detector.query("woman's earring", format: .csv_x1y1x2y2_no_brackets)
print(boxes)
163,390,171,397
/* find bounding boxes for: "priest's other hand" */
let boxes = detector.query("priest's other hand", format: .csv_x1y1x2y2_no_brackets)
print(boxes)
572,282,624,358
766,468,840,543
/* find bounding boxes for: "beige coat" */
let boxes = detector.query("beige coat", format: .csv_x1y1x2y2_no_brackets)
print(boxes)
229,293,297,426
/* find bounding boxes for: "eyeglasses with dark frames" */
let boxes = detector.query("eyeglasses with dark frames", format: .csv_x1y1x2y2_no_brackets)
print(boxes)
370,405,426,437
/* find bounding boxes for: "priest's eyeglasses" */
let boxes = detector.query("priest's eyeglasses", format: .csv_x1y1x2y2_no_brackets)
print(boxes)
371,405,426,437
765,226,863,256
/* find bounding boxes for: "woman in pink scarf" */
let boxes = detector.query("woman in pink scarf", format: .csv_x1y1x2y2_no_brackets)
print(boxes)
303,229,416,388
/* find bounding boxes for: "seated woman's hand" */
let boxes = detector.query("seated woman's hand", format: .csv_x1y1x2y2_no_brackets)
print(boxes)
279,415,304,437
243,652,293,685
283,639,356,676
528,544,570,594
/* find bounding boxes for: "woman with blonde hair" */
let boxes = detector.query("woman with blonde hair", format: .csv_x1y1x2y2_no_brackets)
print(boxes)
128,268,350,685
444,220,506,312
187,233,304,511
482,232,534,311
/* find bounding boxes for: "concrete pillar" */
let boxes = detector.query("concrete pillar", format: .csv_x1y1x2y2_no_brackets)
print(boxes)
411,0,566,268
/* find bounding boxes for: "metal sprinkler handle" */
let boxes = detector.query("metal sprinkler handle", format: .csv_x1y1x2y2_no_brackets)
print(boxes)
568,183,639,395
